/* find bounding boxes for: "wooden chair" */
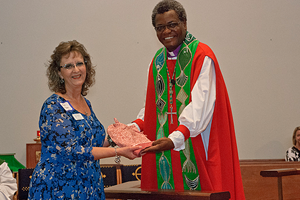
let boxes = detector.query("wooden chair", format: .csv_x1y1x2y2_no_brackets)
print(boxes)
100,164,121,187
18,168,34,200
120,164,141,183
260,168,300,200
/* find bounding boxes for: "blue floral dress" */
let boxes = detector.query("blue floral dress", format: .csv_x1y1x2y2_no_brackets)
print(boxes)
28,94,106,199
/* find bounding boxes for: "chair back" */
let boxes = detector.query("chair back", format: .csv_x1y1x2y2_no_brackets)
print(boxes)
101,165,118,188
18,168,34,200
120,164,141,183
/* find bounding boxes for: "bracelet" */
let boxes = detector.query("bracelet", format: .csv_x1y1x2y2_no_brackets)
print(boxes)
114,146,121,164
107,135,117,147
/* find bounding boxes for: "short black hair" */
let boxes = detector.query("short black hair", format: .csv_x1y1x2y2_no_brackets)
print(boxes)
152,0,187,27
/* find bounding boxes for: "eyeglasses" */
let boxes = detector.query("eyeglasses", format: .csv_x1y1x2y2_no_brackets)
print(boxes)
155,22,180,32
60,61,86,70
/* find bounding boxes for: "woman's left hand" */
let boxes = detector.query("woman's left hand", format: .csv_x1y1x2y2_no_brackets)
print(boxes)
118,146,142,160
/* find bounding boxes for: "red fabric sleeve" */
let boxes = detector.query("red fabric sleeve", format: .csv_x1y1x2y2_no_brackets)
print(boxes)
175,125,190,141
132,118,144,132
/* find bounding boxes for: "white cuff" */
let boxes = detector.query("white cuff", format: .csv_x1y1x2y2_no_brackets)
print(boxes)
168,131,185,151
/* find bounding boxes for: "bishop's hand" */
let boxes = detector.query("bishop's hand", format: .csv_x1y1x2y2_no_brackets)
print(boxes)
141,137,174,154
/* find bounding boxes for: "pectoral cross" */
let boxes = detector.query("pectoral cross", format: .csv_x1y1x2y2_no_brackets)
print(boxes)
166,106,177,124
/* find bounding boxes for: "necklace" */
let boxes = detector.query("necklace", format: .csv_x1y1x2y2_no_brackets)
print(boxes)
81,96,90,116
166,64,177,124
65,94,89,116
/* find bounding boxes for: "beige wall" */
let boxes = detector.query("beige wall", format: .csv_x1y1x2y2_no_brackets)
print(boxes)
0,0,300,166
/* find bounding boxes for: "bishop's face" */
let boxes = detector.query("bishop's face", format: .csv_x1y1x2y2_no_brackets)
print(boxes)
154,10,187,52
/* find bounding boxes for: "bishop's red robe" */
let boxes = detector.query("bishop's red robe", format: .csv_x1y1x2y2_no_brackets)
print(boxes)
133,42,245,200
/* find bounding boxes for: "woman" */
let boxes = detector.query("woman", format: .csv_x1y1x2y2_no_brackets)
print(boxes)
28,40,140,199
285,126,300,161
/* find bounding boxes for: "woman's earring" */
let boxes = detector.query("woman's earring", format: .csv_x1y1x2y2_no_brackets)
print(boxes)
60,78,65,84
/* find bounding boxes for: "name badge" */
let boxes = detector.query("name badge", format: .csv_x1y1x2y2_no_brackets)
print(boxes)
60,101,74,111
72,113,84,120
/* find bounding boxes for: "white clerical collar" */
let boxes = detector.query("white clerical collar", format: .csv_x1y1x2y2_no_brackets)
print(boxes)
167,44,182,60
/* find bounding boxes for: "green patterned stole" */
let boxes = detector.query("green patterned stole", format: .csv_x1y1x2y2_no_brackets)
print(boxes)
152,32,201,190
